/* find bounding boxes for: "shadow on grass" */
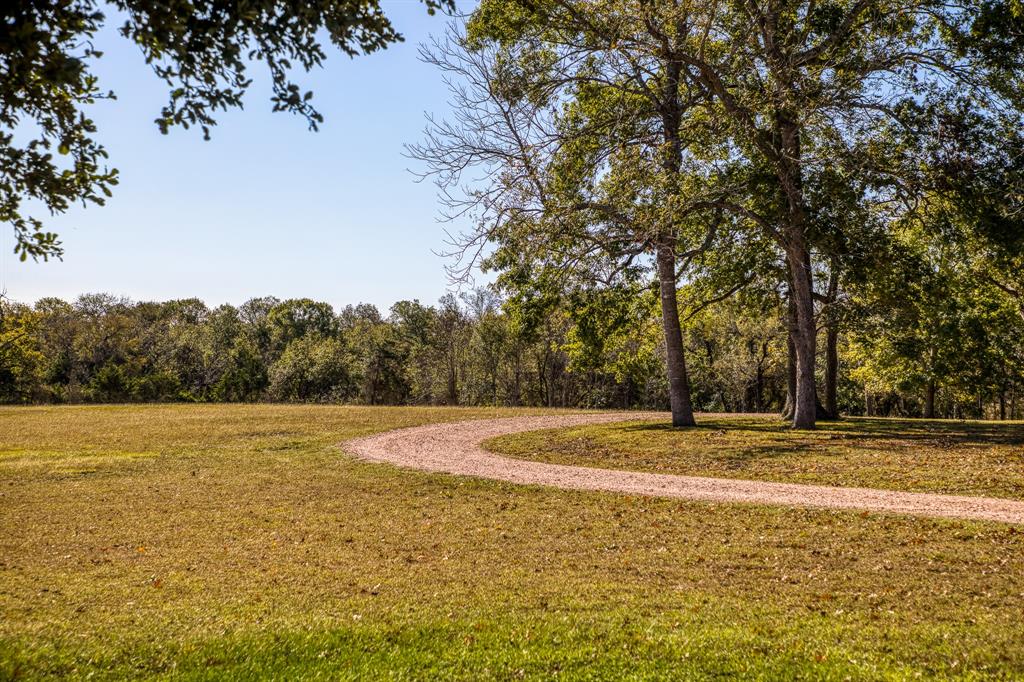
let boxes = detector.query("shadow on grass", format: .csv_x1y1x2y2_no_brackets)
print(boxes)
612,416,1024,462
614,413,1024,446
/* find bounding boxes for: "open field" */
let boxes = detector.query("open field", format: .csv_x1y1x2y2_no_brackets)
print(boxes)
489,417,1024,500
2,405,1024,679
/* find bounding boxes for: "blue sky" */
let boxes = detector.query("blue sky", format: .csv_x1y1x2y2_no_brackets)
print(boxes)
0,1,479,313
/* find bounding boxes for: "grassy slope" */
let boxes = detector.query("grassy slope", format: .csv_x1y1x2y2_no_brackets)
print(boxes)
0,405,1021,680
489,416,1024,500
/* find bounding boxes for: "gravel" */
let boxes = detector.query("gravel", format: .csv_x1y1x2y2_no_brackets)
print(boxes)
344,412,1024,524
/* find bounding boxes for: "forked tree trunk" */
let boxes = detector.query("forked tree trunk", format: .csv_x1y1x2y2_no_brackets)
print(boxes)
656,243,696,427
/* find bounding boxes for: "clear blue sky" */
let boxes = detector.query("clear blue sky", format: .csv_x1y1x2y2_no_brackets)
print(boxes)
0,1,479,313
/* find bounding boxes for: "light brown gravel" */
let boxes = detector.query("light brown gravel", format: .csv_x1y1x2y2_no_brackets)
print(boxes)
344,412,1024,524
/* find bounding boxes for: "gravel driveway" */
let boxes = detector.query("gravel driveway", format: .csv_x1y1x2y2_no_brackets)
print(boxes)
344,412,1024,524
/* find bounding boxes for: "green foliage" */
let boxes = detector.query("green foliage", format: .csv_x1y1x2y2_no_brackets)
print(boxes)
1,0,452,259
0,0,116,260
130,369,182,402
846,204,1024,417
213,341,268,402
2,265,1022,417
0,299,44,401
269,335,350,402
417,0,1024,428
268,298,340,351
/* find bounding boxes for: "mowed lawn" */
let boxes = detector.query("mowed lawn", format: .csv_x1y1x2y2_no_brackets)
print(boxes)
1,406,1023,680
488,416,1024,501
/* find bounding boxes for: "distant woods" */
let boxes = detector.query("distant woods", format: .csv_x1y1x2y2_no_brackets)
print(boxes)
1,283,1021,419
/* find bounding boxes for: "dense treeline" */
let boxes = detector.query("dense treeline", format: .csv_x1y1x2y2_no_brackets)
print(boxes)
0,291,596,407
3,258,1021,418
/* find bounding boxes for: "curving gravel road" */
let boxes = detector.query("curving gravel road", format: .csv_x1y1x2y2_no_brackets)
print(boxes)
344,412,1024,524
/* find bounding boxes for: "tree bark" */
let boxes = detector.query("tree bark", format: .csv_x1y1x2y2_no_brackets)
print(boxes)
654,54,697,427
823,325,839,419
782,295,797,420
656,242,696,427
924,379,936,419
446,361,458,406
784,248,817,429
823,259,840,419
772,106,817,429
755,341,767,412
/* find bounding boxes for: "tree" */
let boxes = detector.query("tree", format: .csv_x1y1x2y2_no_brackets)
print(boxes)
433,294,470,405
267,298,339,352
426,0,1016,428
2,0,452,260
389,299,440,404
411,15,757,427
268,335,350,402
0,295,44,402
341,303,409,404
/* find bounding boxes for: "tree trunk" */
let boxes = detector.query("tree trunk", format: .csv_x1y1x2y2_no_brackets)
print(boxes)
512,352,522,406
823,324,839,419
653,54,697,428
446,360,458,406
783,248,817,429
924,379,936,419
770,104,817,429
755,342,767,412
823,259,840,419
782,295,797,420
656,243,696,427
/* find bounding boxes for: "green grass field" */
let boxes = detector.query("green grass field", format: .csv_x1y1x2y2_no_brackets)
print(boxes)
488,416,1024,499
2,405,1023,680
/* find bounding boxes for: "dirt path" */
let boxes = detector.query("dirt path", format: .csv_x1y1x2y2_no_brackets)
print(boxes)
344,412,1024,524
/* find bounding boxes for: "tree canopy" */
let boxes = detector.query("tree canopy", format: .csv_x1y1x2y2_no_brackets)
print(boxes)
411,0,1024,428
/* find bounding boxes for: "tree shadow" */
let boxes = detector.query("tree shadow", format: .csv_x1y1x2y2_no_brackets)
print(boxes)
614,416,1024,455
610,413,1019,473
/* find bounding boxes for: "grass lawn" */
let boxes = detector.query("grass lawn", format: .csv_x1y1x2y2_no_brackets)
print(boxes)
1,405,1023,680
489,416,1024,500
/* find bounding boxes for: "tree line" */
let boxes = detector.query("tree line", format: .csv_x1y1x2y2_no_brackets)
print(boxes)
2,253,1021,419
